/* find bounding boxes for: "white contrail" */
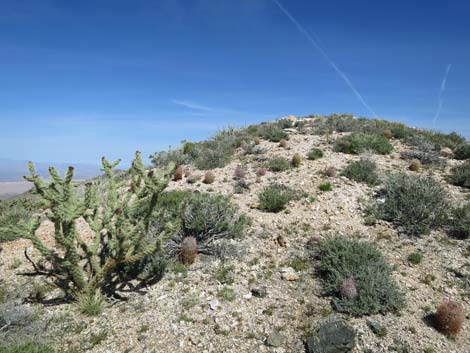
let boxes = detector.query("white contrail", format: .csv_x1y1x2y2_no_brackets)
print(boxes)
432,64,452,128
271,0,378,118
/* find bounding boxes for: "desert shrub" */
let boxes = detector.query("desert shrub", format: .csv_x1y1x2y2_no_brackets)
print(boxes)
259,184,297,212
151,148,190,168
0,152,176,298
373,173,448,236
0,196,44,241
0,341,55,353
194,140,234,170
447,203,470,238
291,153,302,167
266,157,291,172
256,122,288,142
319,182,333,192
402,150,444,166
411,130,465,151
311,114,358,134
435,299,464,336
151,127,254,170
341,158,380,186
234,179,250,194
448,162,470,188
316,237,405,316
334,133,393,155
181,194,246,240
454,144,470,160
307,148,323,160
407,252,423,265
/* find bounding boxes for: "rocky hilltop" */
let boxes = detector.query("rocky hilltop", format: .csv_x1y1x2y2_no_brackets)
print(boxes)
0,114,469,353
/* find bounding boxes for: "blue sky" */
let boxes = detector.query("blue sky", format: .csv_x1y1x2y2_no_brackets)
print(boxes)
1,0,469,165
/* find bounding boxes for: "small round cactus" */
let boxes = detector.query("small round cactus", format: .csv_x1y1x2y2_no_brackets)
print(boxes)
324,166,337,178
409,159,421,172
179,236,198,265
291,153,302,167
279,139,288,148
383,129,393,140
340,277,359,300
234,165,246,180
435,299,464,335
203,171,216,184
256,167,267,177
254,137,261,145
173,165,183,181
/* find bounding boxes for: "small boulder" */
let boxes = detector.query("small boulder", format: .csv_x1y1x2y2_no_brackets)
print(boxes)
280,267,299,281
266,330,285,347
440,147,453,158
306,316,356,353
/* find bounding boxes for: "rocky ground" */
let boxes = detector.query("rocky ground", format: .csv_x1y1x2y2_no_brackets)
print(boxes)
1,126,469,353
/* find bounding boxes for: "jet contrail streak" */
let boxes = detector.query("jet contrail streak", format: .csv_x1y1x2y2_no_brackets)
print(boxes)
432,64,452,127
271,0,378,118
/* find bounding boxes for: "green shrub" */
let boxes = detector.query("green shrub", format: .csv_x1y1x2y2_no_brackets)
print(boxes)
0,342,55,353
256,123,288,142
0,196,44,242
448,203,470,238
454,144,470,160
259,184,297,212
266,157,291,172
448,162,470,188
407,252,423,265
410,130,465,151
373,173,448,236
316,237,405,316
76,290,105,316
307,148,324,160
334,133,393,155
319,182,332,192
180,194,247,241
341,158,380,185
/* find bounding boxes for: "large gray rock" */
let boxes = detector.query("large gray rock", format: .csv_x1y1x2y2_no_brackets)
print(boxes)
306,316,356,353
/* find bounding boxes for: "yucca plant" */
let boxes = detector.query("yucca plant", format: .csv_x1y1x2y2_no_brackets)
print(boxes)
0,152,176,299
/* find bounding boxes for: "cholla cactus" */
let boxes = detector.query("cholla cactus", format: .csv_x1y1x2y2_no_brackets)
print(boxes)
179,236,198,265
340,278,359,300
0,152,175,298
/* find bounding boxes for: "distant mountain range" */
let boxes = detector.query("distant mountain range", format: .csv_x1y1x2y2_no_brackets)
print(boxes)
0,158,102,182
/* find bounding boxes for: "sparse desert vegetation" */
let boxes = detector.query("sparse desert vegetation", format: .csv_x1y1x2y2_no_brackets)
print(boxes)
0,115,468,352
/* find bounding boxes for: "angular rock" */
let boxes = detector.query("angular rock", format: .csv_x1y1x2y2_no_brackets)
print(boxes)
280,267,299,281
251,287,267,298
266,330,285,347
306,316,356,353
